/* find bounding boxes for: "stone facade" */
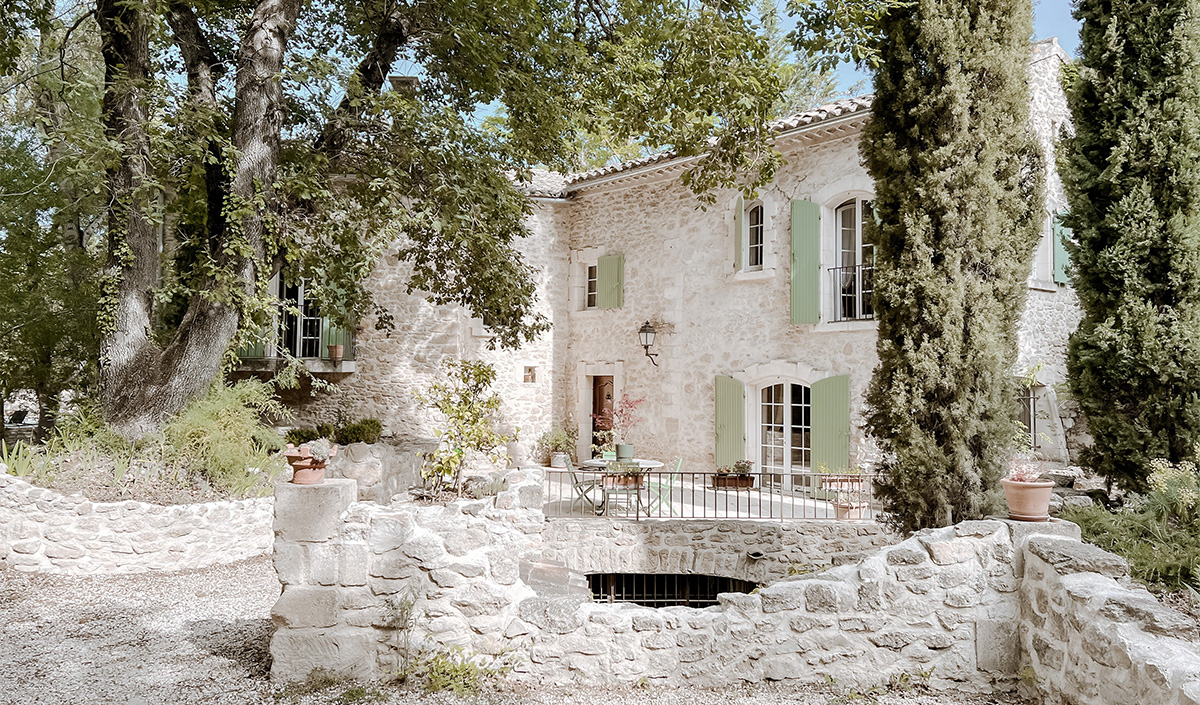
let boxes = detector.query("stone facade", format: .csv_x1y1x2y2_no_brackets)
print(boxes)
0,471,273,574
274,39,1082,475
269,469,1198,700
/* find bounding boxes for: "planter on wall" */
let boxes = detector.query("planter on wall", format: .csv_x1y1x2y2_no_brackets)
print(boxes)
602,474,642,489
550,452,569,468
284,443,339,485
1000,478,1055,521
327,344,345,362
834,502,869,520
711,474,755,489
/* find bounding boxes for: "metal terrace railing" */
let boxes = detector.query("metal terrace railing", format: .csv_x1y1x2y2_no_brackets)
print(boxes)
544,470,878,521
829,264,875,322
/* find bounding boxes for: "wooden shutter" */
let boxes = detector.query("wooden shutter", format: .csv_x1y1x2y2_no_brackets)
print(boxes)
733,196,744,271
811,375,850,472
714,375,745,468
791,200,821,324
597,254,624,309
1053,213,1071,285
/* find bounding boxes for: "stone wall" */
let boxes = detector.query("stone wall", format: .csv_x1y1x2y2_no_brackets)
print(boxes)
271,469,1196,699
324,440,437,503
1019,535,1200,705
0,471,273,574
540,519,893,585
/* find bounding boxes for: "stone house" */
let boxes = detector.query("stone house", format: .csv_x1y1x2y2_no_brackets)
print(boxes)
256,38,1079,481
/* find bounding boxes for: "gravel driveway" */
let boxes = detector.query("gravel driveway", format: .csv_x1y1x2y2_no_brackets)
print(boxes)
0,558,1027,705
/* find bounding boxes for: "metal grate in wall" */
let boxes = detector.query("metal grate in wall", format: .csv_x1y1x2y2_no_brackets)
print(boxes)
587,573,757,608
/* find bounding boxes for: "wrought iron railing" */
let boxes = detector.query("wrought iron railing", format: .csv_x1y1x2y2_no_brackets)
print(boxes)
237,320,355,362
829,264,874,322
543,470,877,521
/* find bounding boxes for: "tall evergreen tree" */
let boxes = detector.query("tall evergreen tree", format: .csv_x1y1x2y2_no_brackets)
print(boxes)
861,0,1044,531
1061,0,1200,491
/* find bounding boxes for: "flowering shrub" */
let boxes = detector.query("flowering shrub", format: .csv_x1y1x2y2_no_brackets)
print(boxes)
590,393,646,452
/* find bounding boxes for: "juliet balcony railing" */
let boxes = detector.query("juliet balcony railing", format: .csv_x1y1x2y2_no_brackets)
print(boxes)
544,470,877,521
236,314,356,372
829,264,875,322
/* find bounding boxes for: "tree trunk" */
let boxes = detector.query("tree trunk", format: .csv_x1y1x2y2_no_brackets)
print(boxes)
97,0,302,439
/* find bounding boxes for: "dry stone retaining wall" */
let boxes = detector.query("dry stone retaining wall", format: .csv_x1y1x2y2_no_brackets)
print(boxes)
541,519,893,585
0,471,273,574
1019,536,1200,705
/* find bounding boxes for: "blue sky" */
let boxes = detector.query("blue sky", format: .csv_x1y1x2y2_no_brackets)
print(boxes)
834,0,1080,94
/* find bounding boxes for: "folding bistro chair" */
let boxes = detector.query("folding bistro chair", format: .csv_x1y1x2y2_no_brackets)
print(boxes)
644,457,682,517
567,457,601,514
601,460,643,516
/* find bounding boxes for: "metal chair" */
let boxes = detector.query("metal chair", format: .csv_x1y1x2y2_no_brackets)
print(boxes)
601,460,643,516
567,457,601,514
644,457,682,517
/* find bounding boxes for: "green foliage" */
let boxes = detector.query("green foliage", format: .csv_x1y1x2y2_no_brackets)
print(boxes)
789,0,912,71
1060,0,1200,491
334,418,382,446
285,418,381,447
533,426,578,464
417,361,515,492
0,441,53,483
162,380,287,488
1064,451,1200,592
861,0,1044,532
413,646,514,696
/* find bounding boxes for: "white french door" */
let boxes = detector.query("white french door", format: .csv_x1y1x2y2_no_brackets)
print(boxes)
759,383,811,489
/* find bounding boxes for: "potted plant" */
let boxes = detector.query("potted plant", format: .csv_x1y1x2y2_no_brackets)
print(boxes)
591,393,646,460
284,438,339,485
535,426,578,468
1000,458,1055,521
833,488,870,520
602,460,644,488
712,459,755,488
820,464,869,494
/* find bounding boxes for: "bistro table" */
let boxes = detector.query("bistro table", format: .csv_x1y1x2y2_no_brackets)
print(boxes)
580,458,665,515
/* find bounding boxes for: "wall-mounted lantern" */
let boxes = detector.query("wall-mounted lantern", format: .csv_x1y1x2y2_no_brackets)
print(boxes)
638,321,659,367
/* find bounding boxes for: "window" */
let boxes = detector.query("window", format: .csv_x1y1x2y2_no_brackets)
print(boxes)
760,382,811,487
586,264,598,309
746,202,764,270
830,198,875,322
523,366,537,383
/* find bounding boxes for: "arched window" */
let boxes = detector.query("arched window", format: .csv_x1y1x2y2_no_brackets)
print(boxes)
832,198,875,321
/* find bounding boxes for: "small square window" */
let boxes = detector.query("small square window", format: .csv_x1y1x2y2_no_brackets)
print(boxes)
523,366,537,383
586,265,598,308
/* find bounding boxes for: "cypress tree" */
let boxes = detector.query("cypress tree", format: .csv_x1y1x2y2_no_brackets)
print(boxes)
1061,0,1200,491
862,0,1044,531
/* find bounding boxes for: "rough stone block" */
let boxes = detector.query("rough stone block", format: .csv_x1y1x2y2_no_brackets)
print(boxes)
271,585,339,628
886,547,928,566
955,520,1005,538
976,617,1018,672
1026,536,1128,578
518,595,586,634
1099,592,1197,639
451,583,510,618
269,627,377,683
370,513,415,553
920,537,978,566
444,527,488,557
274,480,356,543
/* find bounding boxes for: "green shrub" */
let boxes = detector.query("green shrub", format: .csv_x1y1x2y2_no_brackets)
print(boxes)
335,418,382,445
1063,453,1200,592
163,380,287,488
533,426,577,464
414,645,513,696
284,427,321,446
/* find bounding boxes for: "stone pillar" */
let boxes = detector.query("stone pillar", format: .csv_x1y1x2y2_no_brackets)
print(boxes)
270,479,376,682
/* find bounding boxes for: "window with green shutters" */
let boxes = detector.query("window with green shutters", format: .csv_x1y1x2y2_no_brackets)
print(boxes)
320,317,354,360
791,200,821,324
714,375,746,468
811,375,851,472
596,254,624,309
1053,212,1071,285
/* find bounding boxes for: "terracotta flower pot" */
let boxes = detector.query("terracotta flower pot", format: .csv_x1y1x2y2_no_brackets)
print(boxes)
284,443,339,485
835,502,869,520
602,474,642,488
1001,478,1056,521
328,344,344,363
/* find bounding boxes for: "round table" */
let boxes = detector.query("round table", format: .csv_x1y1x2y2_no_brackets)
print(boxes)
581,458,664,470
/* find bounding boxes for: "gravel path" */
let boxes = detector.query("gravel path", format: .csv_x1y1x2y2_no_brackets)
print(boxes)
0,558,1028,705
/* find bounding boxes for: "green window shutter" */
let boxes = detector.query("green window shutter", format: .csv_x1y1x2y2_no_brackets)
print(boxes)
1053,213,1071,284
791,200,821,324
597,253,624,309
733,196,744,271
714,375,745,468
236,323,269,359
811,374,851,472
